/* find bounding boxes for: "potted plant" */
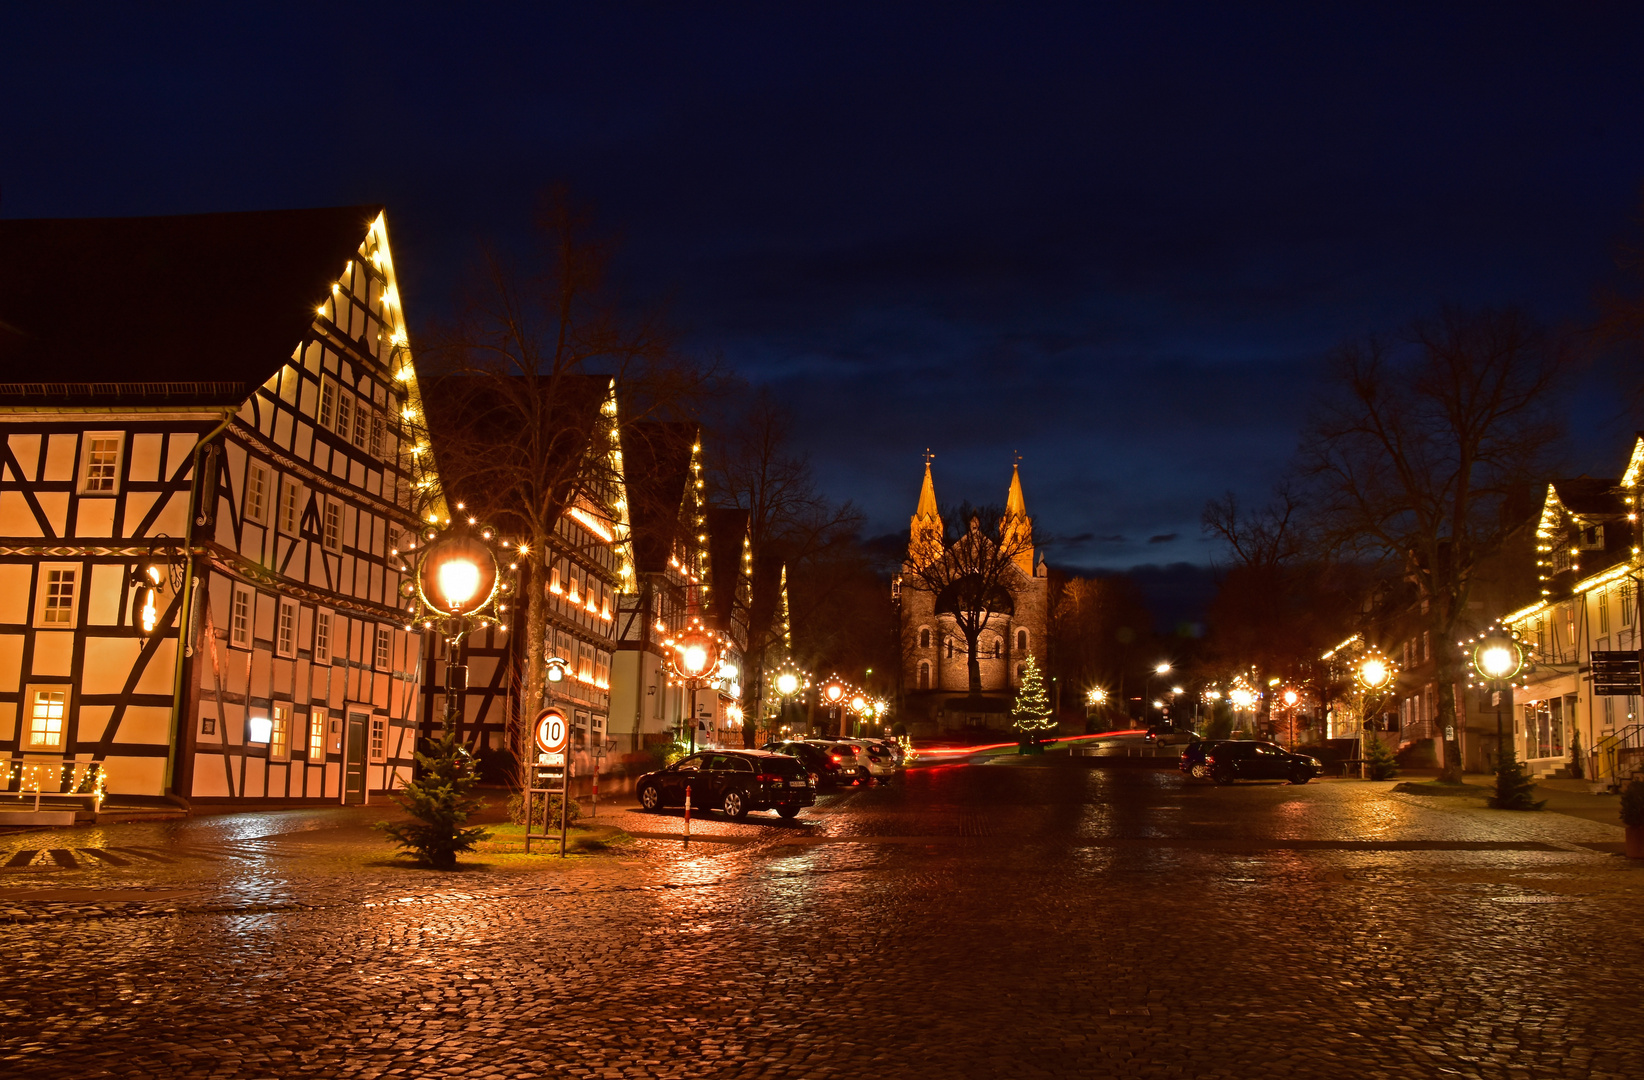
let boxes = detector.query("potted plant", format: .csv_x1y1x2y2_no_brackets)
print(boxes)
1621,778,1644,859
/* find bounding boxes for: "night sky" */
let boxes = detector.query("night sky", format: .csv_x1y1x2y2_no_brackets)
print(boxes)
6,5,1644,617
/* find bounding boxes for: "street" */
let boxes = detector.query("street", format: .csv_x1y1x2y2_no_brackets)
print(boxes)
3,759,1642,1080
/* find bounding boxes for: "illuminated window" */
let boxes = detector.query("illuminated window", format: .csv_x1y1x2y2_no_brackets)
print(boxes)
80,435,121,494
277,599,296,657
319,380,336,429
369,716,387,762
308,708,327,758
245,464,269,524
323,502,342,550
375,626,391,670
270,705,290,760
315,610,331,662
40,567,77,626
279,480,302,534
26,687,68,749
231,586,251,647
247,714,272,744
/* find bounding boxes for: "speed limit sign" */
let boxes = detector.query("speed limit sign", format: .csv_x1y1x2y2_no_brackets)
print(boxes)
533,708,569,756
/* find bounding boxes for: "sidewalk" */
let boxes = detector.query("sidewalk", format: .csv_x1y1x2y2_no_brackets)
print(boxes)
1454,772,1624,829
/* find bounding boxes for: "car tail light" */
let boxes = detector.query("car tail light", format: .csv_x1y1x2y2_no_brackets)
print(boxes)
831,754,843,762
1205,755,1217,766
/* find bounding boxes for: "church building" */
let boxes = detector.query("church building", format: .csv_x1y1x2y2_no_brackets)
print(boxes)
896,459,1049,733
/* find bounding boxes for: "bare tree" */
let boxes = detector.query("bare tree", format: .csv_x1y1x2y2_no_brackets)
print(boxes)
705,387,861,743
417,192,711,767
1300,306,1566,779
901,504,1035,697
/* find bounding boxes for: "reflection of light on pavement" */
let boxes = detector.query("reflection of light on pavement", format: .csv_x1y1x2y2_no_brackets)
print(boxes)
916,730,1153,757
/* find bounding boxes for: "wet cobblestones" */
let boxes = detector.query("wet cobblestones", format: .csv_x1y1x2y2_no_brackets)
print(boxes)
1,762,1640,1078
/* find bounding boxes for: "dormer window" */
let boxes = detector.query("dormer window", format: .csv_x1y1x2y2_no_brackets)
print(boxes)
1578,524,1604,550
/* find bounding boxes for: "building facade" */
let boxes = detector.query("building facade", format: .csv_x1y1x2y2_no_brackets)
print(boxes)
0,207,433,805
896,461,1049,733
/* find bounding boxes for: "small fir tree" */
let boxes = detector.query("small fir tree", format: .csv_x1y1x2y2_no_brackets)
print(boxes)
1363,733,1398,780
1488,746,1545,811
1567,728,1584,780
378,721,491,868
1012,654,1054,750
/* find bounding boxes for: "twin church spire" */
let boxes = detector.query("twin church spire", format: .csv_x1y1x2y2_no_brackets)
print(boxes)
908,454,1035,574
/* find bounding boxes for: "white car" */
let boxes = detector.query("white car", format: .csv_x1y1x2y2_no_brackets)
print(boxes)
804,740,895,782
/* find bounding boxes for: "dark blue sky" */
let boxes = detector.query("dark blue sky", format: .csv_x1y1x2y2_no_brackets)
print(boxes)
5,4,1644,583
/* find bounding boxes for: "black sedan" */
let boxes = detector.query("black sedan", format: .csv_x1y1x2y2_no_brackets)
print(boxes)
636,749,815,819
1197,740,1322,785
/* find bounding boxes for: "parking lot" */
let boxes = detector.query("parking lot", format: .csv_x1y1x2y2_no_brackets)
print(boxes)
3,757,1642,1079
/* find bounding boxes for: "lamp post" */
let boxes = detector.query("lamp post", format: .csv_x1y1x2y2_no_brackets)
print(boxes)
1354,648,1398,778
1145,662,1171,725
663,615,724,753
1280,686,1301,749
1468,625,1525,774
821,676,850,737
771,660,810,743
401,511,512,739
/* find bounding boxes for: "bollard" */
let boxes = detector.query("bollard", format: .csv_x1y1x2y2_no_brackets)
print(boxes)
684,784,692,847
591,772,598,819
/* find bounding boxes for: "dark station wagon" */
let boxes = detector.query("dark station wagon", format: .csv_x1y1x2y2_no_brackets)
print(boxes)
636,749,815,819
1181,739,1322,785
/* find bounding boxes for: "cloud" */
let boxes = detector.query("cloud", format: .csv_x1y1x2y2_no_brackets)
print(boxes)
1147,533,1178,544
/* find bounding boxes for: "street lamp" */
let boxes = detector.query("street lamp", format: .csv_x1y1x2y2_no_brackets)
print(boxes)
663,615,725,752
770,659,810,739
1466,624,1524,776
820,675,852,736
1145,662,1172,724
1352,646,1399,777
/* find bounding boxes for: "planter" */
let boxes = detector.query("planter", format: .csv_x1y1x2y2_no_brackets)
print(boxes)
1627,825,1644,860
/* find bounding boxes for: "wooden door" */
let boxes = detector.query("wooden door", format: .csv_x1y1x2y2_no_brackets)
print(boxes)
344,711,368,805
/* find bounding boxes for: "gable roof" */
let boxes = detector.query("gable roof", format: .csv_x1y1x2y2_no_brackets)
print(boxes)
704,505,750,633
623,421,698,574
0,206,381,406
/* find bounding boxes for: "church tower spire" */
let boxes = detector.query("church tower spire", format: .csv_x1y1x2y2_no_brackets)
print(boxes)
909,451,943,566
1003,458,1034,574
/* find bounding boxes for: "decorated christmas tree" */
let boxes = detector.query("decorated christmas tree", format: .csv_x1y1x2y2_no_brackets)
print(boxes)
1489,746,1545,811
1012,654,1054,749
378,720,491,868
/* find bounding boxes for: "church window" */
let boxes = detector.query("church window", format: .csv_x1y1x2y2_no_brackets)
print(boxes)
1017,629,1028,652
990,638,1002,659
945,637,953,660
919,628,930,649
918,662,930,690
1016,664,1026,682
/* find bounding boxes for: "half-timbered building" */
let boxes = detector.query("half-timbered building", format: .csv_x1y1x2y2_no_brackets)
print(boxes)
0,207,438,805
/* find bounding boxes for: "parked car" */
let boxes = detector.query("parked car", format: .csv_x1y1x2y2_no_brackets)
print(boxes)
636,749,815,819
810,739,896,781
1200,740,1322,785
1178,739,1221,779
768,741,852,788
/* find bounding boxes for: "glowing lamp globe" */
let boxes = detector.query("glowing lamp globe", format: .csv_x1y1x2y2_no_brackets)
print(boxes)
1154,662,1171,674
776,671,800,697
851,694,868,713
824,682,844,703
1229,688,1255,709
1282,689,1299,707
1473,636,1523,682
417,534,499,616
680,643,711,677
1359,658,1391,689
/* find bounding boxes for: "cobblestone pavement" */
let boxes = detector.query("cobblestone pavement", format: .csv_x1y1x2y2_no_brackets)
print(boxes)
2,760,1641,1079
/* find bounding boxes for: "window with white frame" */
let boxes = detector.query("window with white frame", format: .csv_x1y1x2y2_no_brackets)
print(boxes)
1599,590,1611,635
279,479,302,534
308,708,327,758
319,379,336,429
37,566,78,627
276,599,297,657
315,610,331,662
352,405,368,449
80,434,121,494
369,716,387,762
245,463,269,524
336,392,352,441
323,502,342,550
270,705,290,760
375,626,391,670
230,586,252,647
1624,583,1636,627
25,686,69,749
369,412,385,458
